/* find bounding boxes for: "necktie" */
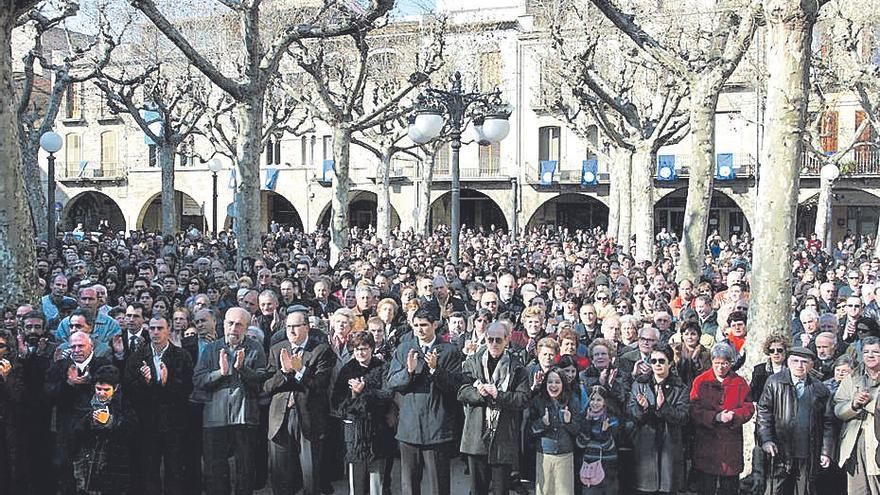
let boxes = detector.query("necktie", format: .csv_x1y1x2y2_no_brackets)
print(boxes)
795,380,805,399
130,336,137,350
423,346,429,355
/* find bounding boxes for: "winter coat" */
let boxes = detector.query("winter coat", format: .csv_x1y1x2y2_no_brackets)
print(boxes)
331,357,394,463
756,370,834,476
689,369,754,476
628,374,689,493
123,343,193,432
529,394,582,455
72,393,136,493
458,348,530,465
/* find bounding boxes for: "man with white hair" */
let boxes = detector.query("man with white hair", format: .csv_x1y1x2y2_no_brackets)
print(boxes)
795,308,820,347
811,332,839,381
818,282,838,315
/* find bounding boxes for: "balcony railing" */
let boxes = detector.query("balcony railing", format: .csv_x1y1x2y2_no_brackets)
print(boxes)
433,163,506,180
801,149,880,176
58,162,125,180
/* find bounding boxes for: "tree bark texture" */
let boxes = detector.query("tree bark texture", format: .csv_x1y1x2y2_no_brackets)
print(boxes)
0,11,39,303
159,142,177,235
330,126,353,264
631,145,656,262
745,0,823,384
234,97,264,264
375,149,392,243
606,151,620,243
677,89,719,283
20,142,45,239
617,147,633,254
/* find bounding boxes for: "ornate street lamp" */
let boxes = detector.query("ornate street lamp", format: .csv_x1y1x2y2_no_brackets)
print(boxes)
408,71,512,265
208,158,224,236
817,163,841,253
40,131,63,250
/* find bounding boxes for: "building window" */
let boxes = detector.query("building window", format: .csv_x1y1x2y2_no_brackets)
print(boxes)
539,126,561,162
855,110,876,165
435,143,450,175
480,51,502,92
478,142,501,175
65,83,81,120
100,131,117,176
585,125,599,161
300,136,308,166
322,135,332,162
310,136,316,166
65,133,81,175
819,110,838,153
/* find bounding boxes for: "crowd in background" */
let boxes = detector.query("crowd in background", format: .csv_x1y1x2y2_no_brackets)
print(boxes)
2,222,880,495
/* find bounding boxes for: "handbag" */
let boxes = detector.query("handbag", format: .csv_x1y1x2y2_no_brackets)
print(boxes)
580,457,606,487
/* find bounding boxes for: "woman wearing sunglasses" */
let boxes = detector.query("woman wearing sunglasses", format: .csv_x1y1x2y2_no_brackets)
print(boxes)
628,344,689,494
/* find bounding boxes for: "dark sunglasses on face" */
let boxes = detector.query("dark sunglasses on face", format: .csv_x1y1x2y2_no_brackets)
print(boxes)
768,348,785,354
650,358,667,365
486,337,505,344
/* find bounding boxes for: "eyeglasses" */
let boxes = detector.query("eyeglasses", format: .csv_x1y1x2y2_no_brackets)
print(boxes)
649,358,667,365
768,348,785,354
486,337,505,344
639,337,657,343
596,297,608,301
846,304,861,308
484,301,498,305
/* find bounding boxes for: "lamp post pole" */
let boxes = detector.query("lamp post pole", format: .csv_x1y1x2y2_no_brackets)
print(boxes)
212,171,219,236
408,72,511,265
47,151,57,251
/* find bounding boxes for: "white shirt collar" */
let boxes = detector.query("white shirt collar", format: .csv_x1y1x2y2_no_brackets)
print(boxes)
75,352,94,372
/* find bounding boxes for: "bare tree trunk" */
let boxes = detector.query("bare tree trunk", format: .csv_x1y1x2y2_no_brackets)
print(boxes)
20,141,46,240
234,97,264,264
376,149,392,243
416,152,435,236
330,126,353,264
631,144,656,262
606,153,620,242
617,148,633,254
678,89,718,283
815,175,833,253
0,14,39,303
159,142,177,235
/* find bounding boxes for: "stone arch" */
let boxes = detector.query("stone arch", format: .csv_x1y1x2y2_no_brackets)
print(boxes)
797,187,880,241
262,191,304,231
137,190,207,232
316,190,401,229
525,193,610,231
654,188,751,239
61,190,126,232
429,189,508,231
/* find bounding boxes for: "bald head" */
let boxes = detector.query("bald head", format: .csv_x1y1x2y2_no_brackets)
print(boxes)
224,307,250,346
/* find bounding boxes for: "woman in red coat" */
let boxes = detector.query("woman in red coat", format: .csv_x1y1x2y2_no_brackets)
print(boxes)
689,342,755,495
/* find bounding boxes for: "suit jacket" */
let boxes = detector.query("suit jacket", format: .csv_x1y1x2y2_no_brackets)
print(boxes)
45,355,114,425
124,343,193,432
264,330,337,443
192,338,266,428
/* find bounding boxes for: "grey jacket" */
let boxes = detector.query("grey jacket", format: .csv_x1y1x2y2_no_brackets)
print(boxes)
192,338,267,428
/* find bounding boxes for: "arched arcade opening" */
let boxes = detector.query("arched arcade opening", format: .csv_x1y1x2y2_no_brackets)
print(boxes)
526,193,609,231
798,188,880,243
317,190,401,230
138,191,207,232
263,191,304,231
654,189,750,240
429,190,508,232
61,191,126,233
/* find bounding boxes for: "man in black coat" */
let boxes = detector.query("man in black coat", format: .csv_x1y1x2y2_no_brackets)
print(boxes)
45,331,113,495
124,316,194,495
387,308,463,495
263,308,337,495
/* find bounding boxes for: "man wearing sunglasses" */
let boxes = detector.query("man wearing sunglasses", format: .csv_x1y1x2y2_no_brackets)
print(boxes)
458,322,530,495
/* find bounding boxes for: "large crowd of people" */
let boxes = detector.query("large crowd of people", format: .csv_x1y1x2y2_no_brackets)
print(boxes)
1,222,879,495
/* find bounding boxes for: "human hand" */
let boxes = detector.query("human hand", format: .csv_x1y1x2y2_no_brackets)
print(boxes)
602,417,611,431
542,407,550,426
158,362,168,385
349,377,365,395
233,349,245,370
140,361,152,382
762,441,778,457
66,365,88,385
0,359,11,379
853,390,871,409
532,370,545,391
464,340,477,355
477,383,489,397
219,350,230,376
16,334,27,357
280,347,295,373
425,349,439,371
289,348,304,372
562,406,571,424
655,385,665,409
820,455,831,468
637,392,649,410
800,333,811,347
406,349,418,373
112,334,124,354
719,410,735,423
483,383,498,398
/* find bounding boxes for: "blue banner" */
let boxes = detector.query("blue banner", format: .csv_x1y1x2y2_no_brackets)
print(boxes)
322,160,335,182
141,110,161,145
228,167,237,190
657,154,676,181
581,158,598,186
715,153,735,180
539,160,557,185
264,168,280,190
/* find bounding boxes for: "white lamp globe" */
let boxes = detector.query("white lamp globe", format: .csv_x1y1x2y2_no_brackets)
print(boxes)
408,124,430,145
719,165,732,177
820,163,840,182
481,116,510,142
40,132,63,153
414,111,444,141
208,158,223,173
659,167,671,179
